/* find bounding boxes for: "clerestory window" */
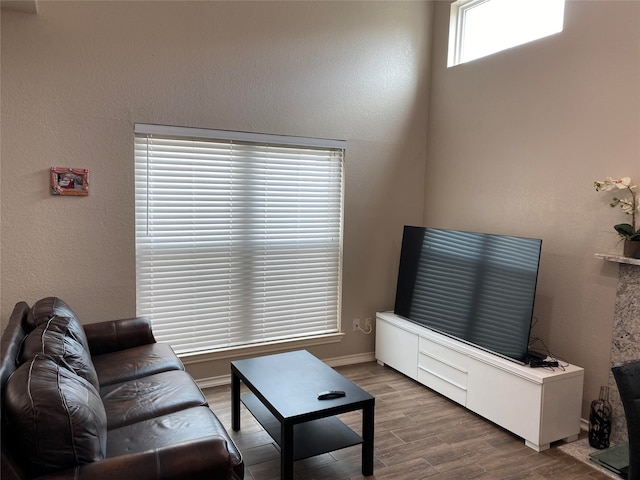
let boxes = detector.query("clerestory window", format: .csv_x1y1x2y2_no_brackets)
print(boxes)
134,124,344,355
448,0,565,67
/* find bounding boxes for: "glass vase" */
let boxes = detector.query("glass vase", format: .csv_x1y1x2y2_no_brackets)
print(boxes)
589,385,612,449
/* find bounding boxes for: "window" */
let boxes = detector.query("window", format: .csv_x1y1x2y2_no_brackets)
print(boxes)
448,0,565,67
134,124,345,355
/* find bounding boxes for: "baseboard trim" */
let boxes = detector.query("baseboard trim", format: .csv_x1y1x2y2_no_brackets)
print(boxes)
195,351,376,389
324,352,377,368
580,418,589,432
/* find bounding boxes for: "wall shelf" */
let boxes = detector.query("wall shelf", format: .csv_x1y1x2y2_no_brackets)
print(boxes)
595,253,640,266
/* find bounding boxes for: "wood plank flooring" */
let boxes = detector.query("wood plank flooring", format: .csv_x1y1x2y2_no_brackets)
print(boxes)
204,361,611,480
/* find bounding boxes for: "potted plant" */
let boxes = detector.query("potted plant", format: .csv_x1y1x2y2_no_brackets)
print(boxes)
594,176,640,258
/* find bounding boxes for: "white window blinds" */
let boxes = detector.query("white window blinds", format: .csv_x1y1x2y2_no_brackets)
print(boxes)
134,124,345,355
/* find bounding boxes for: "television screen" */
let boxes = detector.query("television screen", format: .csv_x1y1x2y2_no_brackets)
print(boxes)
394,226,542,364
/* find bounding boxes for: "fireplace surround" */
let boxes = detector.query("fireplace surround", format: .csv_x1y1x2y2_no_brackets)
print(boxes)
596,254,640,446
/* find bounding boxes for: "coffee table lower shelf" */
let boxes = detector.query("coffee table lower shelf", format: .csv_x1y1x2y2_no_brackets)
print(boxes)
241,393,363,460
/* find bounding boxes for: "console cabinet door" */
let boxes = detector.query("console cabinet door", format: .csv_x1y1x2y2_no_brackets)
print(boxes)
536,372,584,446
466,357,542,446
375,317,418,380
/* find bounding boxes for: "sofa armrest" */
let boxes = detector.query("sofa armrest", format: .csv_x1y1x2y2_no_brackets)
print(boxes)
83,317,156,356
35,436,239,480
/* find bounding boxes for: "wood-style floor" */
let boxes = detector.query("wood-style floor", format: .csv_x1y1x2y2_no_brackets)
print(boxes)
204,361,611,480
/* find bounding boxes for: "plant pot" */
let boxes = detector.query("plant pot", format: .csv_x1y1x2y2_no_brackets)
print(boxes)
623,240,640,259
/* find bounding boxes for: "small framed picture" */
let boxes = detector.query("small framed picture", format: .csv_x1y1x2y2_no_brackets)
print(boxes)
50,167,89,196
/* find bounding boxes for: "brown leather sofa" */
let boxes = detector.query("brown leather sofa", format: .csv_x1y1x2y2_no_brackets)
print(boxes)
0,297,244,480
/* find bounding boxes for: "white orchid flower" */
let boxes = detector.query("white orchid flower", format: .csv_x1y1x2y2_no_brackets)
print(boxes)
594,175,638,240
594,177,616,191
615,177,632,189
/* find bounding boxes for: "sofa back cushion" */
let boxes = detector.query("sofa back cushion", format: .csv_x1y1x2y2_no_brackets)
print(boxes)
26,297,80,333
4,354,107,477
21,315,99,390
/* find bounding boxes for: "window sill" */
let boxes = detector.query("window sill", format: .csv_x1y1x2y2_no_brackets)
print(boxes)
178,332,346,366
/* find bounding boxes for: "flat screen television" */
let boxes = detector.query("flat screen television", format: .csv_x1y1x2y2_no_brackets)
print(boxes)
394,226,542,364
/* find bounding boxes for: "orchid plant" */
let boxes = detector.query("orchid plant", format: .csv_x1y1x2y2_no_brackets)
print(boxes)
594,176,639,241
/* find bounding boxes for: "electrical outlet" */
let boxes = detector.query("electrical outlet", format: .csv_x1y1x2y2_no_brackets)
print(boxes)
353,318,360,332
364,317,372,331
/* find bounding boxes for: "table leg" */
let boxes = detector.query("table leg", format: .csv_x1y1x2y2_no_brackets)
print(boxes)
362,401,375,476
231,370,240,431
281,421,294,480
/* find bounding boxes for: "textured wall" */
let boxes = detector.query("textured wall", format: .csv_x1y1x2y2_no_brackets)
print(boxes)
1,1,432,377
426,0,640,418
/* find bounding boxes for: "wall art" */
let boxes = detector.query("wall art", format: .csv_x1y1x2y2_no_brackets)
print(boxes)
50,167,89,196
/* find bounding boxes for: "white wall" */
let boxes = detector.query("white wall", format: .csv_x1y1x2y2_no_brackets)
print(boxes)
1,1,432,378
426,0,640,416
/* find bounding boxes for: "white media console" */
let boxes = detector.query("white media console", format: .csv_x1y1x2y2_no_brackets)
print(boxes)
375,311,584,451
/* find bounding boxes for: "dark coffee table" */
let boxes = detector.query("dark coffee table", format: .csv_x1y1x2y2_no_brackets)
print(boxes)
231,350,375,480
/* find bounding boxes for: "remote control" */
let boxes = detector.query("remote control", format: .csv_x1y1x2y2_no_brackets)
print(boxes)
317,390,346,400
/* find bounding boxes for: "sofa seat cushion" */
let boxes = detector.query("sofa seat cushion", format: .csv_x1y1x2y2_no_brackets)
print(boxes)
4,354,107,477
101,370,208,429
107,406,243,478
92,342,184,386
20,315,99,389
